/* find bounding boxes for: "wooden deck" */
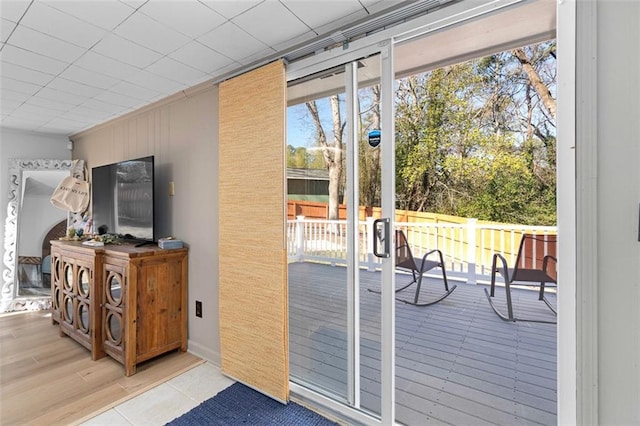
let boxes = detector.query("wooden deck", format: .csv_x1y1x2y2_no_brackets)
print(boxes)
288,261,557,425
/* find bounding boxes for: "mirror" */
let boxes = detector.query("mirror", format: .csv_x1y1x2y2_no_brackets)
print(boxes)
78,268,90,297
1,159,85,312
64,264,74,291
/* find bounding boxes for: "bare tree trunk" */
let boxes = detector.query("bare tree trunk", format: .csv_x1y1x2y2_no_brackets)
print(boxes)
328,95,343,221
305,95,344,221
512,48,556,119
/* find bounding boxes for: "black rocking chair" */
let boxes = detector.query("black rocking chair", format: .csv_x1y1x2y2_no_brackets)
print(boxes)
485,233,557,323
369,229,456,306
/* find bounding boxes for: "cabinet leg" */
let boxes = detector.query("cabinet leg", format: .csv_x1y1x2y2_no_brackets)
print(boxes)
125,363,136,376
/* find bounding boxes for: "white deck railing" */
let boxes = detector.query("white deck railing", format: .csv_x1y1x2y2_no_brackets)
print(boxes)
287,216,557,284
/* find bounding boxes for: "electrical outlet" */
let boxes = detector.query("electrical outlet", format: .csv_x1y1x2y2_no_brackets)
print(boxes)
195,300,202,318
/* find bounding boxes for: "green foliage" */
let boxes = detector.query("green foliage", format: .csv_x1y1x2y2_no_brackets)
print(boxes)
286,145,325,169
393,41,557,225
287,40,557,226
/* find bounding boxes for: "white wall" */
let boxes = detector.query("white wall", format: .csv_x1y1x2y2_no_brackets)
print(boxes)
18,190,67,256
71,85,221,363
0,128,70,277
592,1,640,423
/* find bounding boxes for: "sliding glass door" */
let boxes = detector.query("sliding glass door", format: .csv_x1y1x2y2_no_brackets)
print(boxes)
286,43,395,423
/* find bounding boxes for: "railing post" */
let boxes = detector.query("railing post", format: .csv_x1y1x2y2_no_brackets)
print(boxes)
466,218,477,285
296,215,305,262
366,217,376,271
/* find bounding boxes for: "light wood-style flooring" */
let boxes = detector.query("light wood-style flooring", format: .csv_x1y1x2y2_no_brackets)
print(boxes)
0,310,203,425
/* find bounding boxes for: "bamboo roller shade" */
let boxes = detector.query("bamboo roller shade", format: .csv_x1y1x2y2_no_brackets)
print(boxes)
218,60,289,402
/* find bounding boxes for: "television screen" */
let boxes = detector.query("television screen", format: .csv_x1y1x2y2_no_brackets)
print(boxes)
91,156,155,242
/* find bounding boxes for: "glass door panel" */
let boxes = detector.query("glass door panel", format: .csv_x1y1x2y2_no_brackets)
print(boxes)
287,65,350,402
287,50,391,421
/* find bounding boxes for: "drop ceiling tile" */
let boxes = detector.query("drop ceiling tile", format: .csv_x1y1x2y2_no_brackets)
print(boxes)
93,90,141,108
168,40,236,75
1,18,17,43
145,57,208,85
92,33,163,68
199,0,263,20
0,98,22,114
5,25,86,63
0,0,31,23
0,61,55,86
1,116,45,131
46,1,133,31
197,22,268,62
236,46,277,66
45,116,94,129
73,51,139,81
119,0,147,10
232,1,310,47
47,77,104,98
10,103,61,120
0,45,69,76
282,0,363,31
80,98,122,113
18,2,107,49
0,76,42,95
124,69,187,94
66,106,113,121
113,12,190,55
58,65,120,90
139,1,226,38
25,95,78,112
1,88,31,103
36,87,92,106
109,80,162,101
271,30,317,53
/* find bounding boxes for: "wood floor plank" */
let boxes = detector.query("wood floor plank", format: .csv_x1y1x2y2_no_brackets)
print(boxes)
0,310,203,426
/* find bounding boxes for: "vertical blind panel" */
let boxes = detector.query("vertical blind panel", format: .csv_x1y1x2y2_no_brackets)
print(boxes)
218,60,288,402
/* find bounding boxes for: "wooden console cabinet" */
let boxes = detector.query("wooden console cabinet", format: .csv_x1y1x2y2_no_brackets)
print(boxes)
50,241,188,375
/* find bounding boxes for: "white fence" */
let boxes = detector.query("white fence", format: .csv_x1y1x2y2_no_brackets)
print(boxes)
287,216,557,284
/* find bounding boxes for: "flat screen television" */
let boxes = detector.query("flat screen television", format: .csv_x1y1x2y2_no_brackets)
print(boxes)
91,155,155,244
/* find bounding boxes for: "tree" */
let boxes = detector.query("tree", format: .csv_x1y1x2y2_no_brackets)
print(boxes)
305,95,345,221
359,84,381,209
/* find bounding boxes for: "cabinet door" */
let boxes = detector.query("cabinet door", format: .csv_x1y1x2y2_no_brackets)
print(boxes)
103,262,126,362
60,259,76,333
74,261,94,344
50,251,63,324
59,254,100,357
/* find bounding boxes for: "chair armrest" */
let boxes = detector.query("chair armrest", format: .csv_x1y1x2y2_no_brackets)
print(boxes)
492,253,511,282
421,249,446,269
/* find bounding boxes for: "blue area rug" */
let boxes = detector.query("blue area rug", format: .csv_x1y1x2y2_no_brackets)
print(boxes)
166,382,339,425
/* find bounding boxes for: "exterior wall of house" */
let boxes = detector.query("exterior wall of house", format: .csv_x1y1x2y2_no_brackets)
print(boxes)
0,128,70,285
71,84,222,363
592,1,640,423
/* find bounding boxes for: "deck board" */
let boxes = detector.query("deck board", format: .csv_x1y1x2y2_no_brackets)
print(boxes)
288,261,557,425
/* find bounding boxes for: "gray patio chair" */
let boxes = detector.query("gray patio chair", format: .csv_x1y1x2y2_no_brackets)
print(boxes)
485,233,557,323
369,229,456,306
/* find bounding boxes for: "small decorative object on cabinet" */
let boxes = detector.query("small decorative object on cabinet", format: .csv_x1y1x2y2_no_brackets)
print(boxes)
49,241,188,375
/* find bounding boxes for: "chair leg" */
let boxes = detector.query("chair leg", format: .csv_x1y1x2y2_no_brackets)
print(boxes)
412,275,423,305
504,280,514,320
538,281,546,300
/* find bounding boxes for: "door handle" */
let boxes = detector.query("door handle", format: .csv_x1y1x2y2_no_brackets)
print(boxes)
373,218,390,258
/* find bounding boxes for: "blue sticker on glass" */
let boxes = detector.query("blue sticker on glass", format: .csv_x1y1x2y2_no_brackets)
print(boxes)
368,129,381,148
